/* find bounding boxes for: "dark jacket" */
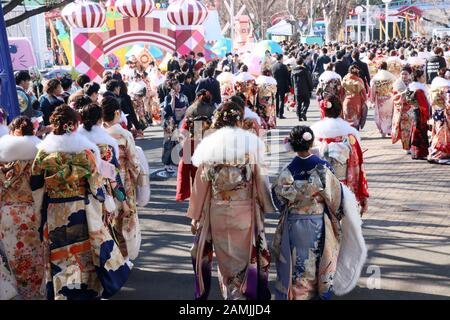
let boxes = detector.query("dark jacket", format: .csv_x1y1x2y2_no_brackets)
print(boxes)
167,59,181,72
426,55,447,84
157,82,170,104
291,65,313,97
39,94,64,126
163,93,189,126
272,62,291,94
181,83,196,105
103,91,141,130
343,52,353,66
335,60,350,79
351,59,371,90
313,55,331,75
195,77,222,106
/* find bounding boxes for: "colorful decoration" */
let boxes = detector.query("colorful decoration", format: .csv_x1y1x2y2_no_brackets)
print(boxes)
61,1,106,29
73,31,105,82
167,0,208,26
115,0,155,17
55,20,73,65
8,37,37,70
254,40,283,58
210,37,232,58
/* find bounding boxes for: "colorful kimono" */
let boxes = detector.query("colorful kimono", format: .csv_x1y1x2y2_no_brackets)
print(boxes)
256,75,277,129
0,135,45,300
406,82,431,160
104,124,142,260
0,242,17,300
370,70,396,136
30,132,131,300
428,77,450,164
311,117,369,207
187,127,275,300
272,157,366,300
316,71,344,119
342,74,368,130
391,79,414,150
217,71,235,102
386,56,403,77
234,72,257,110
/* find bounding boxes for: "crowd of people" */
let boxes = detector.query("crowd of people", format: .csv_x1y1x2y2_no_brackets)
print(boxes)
0,35,449,301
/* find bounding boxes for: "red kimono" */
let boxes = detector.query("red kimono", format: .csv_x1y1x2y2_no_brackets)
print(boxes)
407,82,430,160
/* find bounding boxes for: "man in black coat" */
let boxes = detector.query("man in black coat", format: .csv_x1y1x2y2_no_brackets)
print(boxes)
334,50,349,79
272,54,290,119
313,47,331,76
291,57,313,121
195,65,221,106
426,47,447,84
350,50,371,91
167,52,181,72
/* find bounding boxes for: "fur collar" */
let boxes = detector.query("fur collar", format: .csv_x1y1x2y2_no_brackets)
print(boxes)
393,79,408,92
256,75,277,85
37,131,101,167
78,124,120,158
430,76,450,89
408,81,427,93
245,107,262,125
319,70,341,82
372,70,396,82
0,135,40,162
0,124,8,137
103,123,134,143
311,117,361,141
192,127,265,167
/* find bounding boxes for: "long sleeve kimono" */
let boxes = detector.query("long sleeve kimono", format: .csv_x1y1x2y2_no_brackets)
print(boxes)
342,74,368,130
0,135,45,300
187,127,275,300
311,117,369,207
428,77,450,164
391,79,414,150
272,156,366,300
104,124,142,260
406,82,431,160
316,71,344,119
30,132,131,300
370,70,396,136
255,76,278,129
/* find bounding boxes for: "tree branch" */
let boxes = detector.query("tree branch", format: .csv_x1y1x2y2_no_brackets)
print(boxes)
5,0,72,27
2,0,24,15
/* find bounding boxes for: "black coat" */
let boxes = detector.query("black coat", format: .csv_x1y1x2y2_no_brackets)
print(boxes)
272,62,290,94
104,91,142,130
351,59,371,90
426,55,447,84
181,83,196,105
335,60,350,79
167,59,181,72
39,94,64,126
195,77,222,106
313,55,331,75
291,65,313,97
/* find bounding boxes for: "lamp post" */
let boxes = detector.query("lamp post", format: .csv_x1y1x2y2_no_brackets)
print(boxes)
355,6,364,44
365,0,370,42
382,0,392,43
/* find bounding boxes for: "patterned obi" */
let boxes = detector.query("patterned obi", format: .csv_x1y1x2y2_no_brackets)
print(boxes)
204,163,253,201
318,137,351,182
374,80,393,97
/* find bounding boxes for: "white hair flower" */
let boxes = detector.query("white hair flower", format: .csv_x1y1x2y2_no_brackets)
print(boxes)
302,132,313,141
326,101,333,109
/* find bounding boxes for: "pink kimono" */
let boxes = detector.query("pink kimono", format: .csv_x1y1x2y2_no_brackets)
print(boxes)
370,70,396,136
342,74,368,130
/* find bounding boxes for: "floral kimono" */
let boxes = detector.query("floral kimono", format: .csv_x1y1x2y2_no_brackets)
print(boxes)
30,132,131,300
316,71,344,119
78,125,126,234
428,77,450,164
406,82,431,160
370,70,396,136
234,73,257,110
255,76,277,129
187,127,275,300
0,242,17,300
311,117,369,207
217,71,235,102
391,79,414,150
386,56,403,77
272,157,366,300
342,74,368,130
104,124,142,260
0,135,45,300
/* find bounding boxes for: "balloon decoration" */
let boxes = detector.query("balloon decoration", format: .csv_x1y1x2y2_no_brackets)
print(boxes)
210,38,232,59
254,40,283,58
242,53,262,77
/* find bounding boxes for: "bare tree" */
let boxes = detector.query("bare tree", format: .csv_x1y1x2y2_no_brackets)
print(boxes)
319,0,352,43
286,0,308,40
240,0,280,39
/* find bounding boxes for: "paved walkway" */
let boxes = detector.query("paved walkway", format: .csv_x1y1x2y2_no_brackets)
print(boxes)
114,101,450,300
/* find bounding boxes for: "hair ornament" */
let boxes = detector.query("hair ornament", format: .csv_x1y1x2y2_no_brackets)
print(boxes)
302,132,313,141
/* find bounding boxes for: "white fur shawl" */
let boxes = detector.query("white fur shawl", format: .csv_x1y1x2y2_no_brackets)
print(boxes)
393,79,407,92
245,107,262,125
319,70,341,82
0,135,40,162
192,127,265,167
408,81,427,93
372,69,396,82
78,124,120,159
37,131,101,167
430,76,450,89
311,117,361,142
0,124,8,137
333,184,367,296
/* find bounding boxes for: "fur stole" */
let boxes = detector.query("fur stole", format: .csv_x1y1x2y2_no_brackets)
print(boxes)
430,76,450,89
0,124,8,137
372,70,396,82
319,70,341,82
0,135,40,162
311,117,361,142
245,107,262,125
37,131,101,168
192,127,265,167
408,81,428,93
393,79,408,92
78,124,120,159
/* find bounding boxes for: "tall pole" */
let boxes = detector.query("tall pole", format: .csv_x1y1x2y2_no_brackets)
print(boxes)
357,14,361,44
309,0,314,36
385,2,389,43
230,0,235,47
366,0,370,42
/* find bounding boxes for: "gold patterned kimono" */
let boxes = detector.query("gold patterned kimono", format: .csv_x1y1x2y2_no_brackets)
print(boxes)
370,70,396,136
429,79,450,163
342,74,368,130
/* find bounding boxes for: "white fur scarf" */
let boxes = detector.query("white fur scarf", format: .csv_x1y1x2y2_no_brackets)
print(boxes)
37,131,101,168
192,127,266,167
319,70,341,82
311,117,361,142
0,135,41,162
333,184,368,296
0,124,8,137
78,124,120,159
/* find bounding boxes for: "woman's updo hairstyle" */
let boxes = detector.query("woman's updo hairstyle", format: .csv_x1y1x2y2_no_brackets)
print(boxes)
413,69,425,82
9,116,34,136
324,95,343,119
44,79,61,95
83,82,100,97
80,103,102,132
101,96,120,122
288,126,315,152
348,64,360,76
50,104,79,135
211,101,244,129
72,95,92,111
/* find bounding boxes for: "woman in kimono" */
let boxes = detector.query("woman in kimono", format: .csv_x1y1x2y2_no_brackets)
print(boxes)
102,97,142,260
311,96,369,215
342,65,368,130
391,66,414,153
370,62,396,138
0,116,45,299
78,103,126,233
386,54,403,77
234,70,257,111
406,69,431,160
255,70,277,129
272,125,366,300
217,68,235,102
316,63,344,119
188,101,274,300
31,105,131,300
428,77,450,164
